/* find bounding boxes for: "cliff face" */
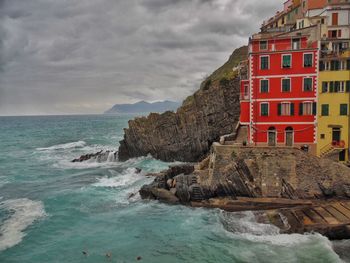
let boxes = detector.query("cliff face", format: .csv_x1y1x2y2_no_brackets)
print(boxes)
118,46,248,162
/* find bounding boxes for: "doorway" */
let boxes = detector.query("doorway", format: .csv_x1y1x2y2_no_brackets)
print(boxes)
332,128,341,143
268,127,276,146
285,127,294,147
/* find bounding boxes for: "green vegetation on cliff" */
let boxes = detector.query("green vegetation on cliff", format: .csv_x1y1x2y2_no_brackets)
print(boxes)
201,45,248,89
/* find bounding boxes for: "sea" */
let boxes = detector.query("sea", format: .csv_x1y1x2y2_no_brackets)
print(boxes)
0,114,349,263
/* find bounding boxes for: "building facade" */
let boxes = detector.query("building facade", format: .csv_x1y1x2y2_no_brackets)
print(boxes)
240,28,319,153
239,0,350,162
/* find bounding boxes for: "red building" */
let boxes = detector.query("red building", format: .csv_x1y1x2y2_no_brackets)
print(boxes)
240,27,319,153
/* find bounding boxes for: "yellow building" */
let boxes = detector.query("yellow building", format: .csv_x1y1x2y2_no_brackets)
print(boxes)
317,40,350,162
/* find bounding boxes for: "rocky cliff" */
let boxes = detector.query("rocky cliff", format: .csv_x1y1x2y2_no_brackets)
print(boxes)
141,145,350,205
118,46,248,162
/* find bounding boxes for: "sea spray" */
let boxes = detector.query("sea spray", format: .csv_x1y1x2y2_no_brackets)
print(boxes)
0,199,46,252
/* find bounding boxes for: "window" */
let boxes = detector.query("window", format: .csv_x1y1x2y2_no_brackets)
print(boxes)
278,102,294,116
322,82,328,93
347,59,350,70
321,104,329,116
340,104,348,116
331,60,340,71
260,56,269,70
299,102,316,116
347,81,350,92
321,134,325,139
303,78,313,92
332,13,338,26
282,55,292,68
334,81,340,92
292,38,301,50
304,54,313,67
260,103,269,116
260,41,268,50
319,61,325,71
339,81,346,93
260,79,269,93
282,79,291,92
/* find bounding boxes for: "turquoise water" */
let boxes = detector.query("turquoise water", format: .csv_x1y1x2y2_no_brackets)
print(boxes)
0,115,349,263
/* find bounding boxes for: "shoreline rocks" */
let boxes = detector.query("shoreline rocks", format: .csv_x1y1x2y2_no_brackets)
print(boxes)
71,150,117,163
139,146,350,239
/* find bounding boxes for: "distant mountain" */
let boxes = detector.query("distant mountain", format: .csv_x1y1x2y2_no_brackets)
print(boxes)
104,100,181,114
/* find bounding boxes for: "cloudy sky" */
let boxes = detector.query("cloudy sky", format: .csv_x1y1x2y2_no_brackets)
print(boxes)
0,0,279,115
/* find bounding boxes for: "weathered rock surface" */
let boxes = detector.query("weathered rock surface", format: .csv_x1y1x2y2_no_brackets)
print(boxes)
72,150,116,163
118,46,248,162
139,146,350,238
141,146,350,203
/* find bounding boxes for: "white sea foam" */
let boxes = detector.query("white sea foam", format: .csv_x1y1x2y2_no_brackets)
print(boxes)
220,211,338,249
93,168,144,188
0,198,46,252
36,141,86,151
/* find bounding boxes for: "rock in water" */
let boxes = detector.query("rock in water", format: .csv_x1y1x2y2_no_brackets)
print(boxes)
118,46,248,162
71,151,116,163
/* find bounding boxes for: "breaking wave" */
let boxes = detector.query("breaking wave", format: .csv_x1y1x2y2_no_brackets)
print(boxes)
0,198,46,252
36,141,87,151
93,168,144,188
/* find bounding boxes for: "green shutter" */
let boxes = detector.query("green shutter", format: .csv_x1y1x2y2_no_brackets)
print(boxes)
330,82,334,93
340,104,348,116
321,104,329,116
299,103,303,115
320,61,325,71
291,103,295,116
312,102,317,115
304,54,312,67
261,57,268,70
277,103,281,116
261,104,268,116
261,80,268,93
282,79,291,92
322,82,328,93
347,59,350,70
304,78,312,91
335,81,340,92
346,81,350,92
283,55,291,68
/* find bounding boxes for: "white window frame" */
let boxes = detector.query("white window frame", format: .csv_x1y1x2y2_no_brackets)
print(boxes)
260,40,268,51
281,78,292,92
260,79,269,93
260,102,269,116
243,84,249,99
302,101,313,116
303,77,313,92
282,54,292,69
281,102,292,116
339,81,345,93
291,38,301,50
260,55,270,70
303,52,314,68
325,61,330,71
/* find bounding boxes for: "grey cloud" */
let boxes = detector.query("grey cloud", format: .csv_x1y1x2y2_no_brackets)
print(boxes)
0,0,278,115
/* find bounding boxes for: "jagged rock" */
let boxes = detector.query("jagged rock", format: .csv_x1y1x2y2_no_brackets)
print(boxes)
118,46,248,162
150,188,179,204
71,150,116,163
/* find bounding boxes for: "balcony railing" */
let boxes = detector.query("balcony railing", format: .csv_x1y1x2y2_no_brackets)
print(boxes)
320,48,350,59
